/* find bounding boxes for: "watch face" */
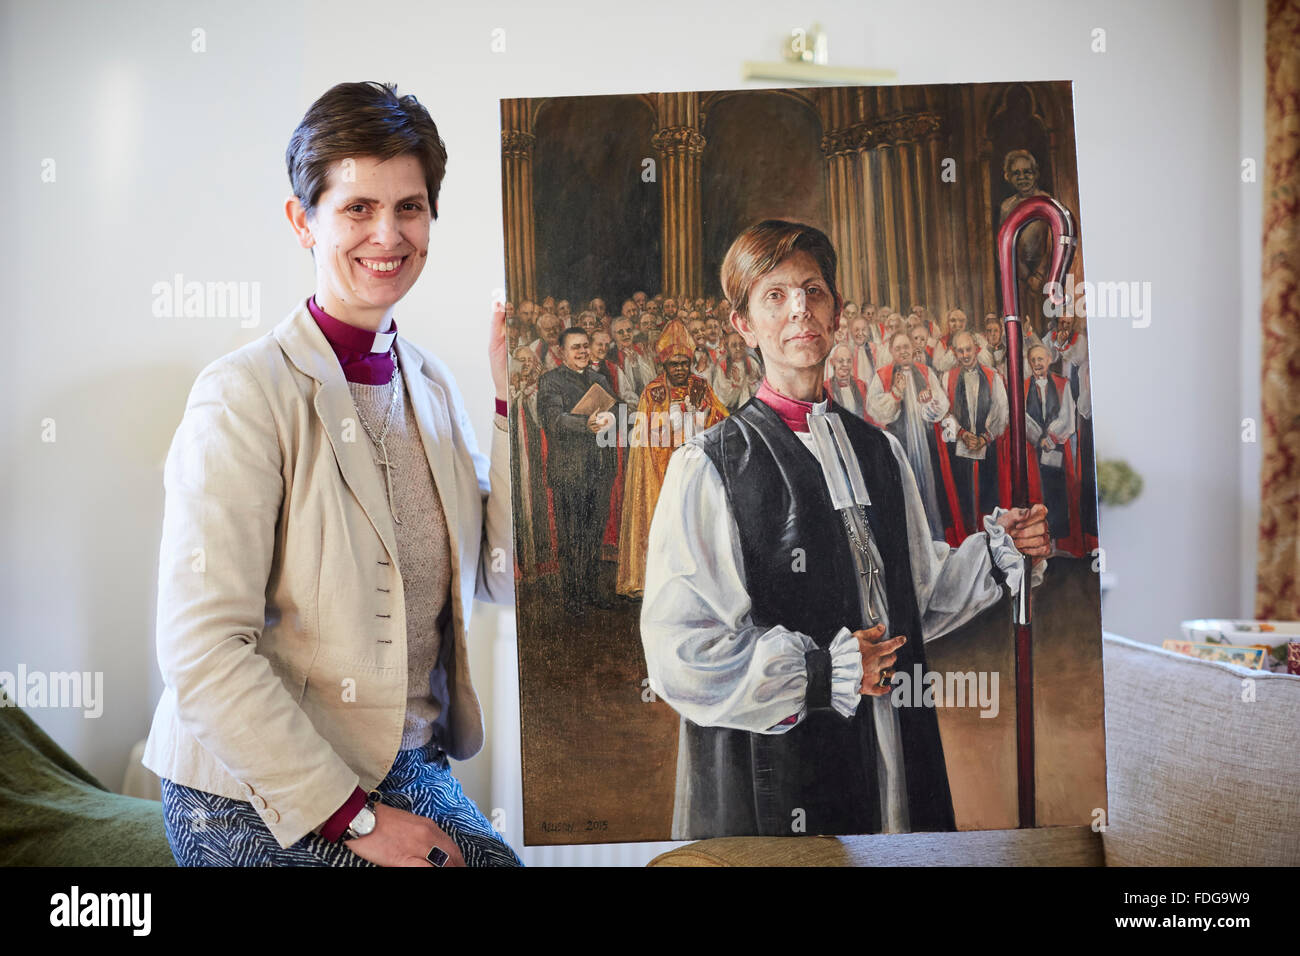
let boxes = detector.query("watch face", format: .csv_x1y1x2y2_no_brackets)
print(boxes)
350,805,377,838
426,846,449,867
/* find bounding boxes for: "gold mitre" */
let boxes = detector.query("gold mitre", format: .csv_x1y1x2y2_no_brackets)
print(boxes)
655,319,694,365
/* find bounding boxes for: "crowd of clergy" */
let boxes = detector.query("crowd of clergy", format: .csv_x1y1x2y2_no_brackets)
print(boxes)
505,289,1097,613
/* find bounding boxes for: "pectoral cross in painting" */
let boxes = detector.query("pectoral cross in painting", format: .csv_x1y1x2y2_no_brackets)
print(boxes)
857,523,881,623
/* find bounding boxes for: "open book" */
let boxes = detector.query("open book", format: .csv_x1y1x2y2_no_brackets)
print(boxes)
570,382,616,418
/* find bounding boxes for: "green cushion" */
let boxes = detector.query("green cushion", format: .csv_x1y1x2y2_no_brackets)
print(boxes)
0,688,175,866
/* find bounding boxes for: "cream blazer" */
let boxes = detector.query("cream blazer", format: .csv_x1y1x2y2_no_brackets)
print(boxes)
142,299,513,849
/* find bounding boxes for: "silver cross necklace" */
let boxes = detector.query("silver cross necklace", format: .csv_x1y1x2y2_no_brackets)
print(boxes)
354,350,402,525
839,505,882,623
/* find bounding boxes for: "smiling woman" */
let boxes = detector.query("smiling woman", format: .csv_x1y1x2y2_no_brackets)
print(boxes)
141,81,522,868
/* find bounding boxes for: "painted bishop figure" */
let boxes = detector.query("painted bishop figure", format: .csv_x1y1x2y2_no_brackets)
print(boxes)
616,318,729,598
641,220,1052,840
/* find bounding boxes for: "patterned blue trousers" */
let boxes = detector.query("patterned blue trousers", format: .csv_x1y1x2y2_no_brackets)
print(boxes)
161,742,522,867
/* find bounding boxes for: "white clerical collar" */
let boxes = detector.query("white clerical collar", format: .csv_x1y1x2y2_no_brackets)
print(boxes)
370,317,397,353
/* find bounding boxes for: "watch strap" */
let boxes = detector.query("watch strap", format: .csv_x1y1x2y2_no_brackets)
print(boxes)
320,786,367,843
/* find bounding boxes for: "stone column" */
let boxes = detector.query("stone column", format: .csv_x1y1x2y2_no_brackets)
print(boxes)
822,125,867,305
652,92,705,301
863,110,944,314
885,111,944,315
500,99,537,304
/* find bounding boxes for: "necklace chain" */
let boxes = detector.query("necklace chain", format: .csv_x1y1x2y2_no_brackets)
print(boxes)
839,505,874,558
353,351,402,525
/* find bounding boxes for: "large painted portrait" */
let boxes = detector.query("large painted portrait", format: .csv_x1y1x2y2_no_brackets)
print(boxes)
500,81,1104,844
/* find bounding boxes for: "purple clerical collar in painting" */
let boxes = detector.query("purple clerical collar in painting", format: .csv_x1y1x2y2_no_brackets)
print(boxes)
755,379,827,433
306,295,399,385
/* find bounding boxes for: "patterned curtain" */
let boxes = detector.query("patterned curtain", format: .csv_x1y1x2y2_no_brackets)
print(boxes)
1257,0,1300,618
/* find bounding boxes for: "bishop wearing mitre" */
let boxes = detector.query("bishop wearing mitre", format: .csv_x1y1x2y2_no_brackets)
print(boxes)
615,319,729,599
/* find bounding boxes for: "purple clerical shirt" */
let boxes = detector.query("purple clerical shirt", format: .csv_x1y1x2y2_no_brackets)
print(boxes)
306,295,400,385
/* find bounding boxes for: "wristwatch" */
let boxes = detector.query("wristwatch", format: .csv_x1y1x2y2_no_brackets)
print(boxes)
344,795,378,840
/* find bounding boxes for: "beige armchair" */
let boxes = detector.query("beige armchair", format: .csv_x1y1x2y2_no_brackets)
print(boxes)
649,633,1300,866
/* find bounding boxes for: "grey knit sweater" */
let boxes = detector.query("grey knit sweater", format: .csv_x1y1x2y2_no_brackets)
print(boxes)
348,374,452,752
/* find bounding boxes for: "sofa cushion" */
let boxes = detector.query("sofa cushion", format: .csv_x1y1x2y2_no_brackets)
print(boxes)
1101,631,1300,866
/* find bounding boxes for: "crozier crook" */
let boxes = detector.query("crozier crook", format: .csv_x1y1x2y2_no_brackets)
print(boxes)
996,195,1076,828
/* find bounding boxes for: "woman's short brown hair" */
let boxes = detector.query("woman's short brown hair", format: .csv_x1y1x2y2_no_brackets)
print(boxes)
286,81,448,222
720,219,842,319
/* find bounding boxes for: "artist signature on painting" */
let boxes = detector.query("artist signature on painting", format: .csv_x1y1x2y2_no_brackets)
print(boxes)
540,820,609,833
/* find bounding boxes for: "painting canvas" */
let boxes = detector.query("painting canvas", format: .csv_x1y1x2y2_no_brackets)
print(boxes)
500,81,1105,845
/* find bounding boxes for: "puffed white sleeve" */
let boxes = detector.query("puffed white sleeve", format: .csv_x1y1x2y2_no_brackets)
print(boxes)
866,373,902,425
985,372,1010,440
617,364,640,405
640,443,864,732
883,432,1041,642
1048,384,1076,444
920,367,950,423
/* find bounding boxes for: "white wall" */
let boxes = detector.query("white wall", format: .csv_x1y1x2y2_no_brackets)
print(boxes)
1,0,1263,818
1239,0,1265,615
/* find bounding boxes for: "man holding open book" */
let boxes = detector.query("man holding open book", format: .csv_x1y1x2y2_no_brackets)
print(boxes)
536,327,618,616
